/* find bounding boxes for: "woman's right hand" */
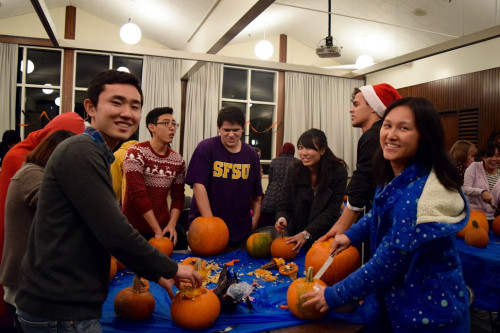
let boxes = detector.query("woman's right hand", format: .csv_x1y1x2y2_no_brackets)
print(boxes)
275,217,287,235
328,234,351,256
481,190,494,205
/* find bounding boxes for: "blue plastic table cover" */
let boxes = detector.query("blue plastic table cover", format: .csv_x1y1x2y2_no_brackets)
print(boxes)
101,249,377,333
456,231,500,312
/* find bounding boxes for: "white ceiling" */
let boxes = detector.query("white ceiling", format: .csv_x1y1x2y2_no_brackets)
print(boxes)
2,0,500,71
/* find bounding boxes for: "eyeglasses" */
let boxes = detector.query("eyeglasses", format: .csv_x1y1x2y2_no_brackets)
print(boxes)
155,121,180,128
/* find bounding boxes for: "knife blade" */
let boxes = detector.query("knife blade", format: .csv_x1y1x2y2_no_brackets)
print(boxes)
314,254,335,280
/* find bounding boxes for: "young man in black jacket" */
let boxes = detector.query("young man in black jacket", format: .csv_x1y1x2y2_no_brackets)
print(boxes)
16,70,201,332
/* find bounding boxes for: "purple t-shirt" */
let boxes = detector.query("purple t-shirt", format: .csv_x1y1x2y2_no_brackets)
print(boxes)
185,137,263,243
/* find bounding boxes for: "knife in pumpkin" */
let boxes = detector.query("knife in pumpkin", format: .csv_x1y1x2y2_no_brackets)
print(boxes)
313,254,335,280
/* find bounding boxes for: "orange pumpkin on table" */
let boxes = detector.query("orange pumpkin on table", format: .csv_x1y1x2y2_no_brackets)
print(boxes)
114,275,155,321
286,266,327,320
171,286,221,330
148,236,174,257
304,239,361,286
109,257,117,281
465,220,489,248
188,216,229,257
270,237,297,261
456,210,489,238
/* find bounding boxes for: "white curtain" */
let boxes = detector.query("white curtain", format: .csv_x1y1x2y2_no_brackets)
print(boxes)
0,43,18,135
183,62,222,165
284,72,363,176
140,56,182,152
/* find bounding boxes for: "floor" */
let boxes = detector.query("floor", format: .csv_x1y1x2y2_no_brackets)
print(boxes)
471,308,499,333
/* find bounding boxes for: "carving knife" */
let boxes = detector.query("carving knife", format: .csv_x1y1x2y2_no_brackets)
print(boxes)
313,254,335,280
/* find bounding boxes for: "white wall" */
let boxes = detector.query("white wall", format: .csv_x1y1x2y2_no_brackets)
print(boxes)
366,37,500,89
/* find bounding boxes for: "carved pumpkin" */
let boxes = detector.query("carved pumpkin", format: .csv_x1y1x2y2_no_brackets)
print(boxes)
170,286,221,330
305,239,361,286
270,237,297,261
188,216,229,257
279,262,298,280
286,266,327,320
492,215,500,237
148,237,174,257
109,257,117,281
246,232,272,258
114,275,155,321
177,257,209,287
465,220,489,248
456,210,489,238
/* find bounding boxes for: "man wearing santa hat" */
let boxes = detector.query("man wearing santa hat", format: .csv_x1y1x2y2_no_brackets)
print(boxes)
319,83,401,256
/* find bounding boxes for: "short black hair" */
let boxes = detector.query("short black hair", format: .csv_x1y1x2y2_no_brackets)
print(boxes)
87,69,143,108
217,106,245,128
145,107,174,136
480,141,500,158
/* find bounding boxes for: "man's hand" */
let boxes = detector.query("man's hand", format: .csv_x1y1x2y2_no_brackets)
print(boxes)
158,265,203,299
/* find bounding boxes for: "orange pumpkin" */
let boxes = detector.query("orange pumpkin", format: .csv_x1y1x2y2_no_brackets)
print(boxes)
112,256,126,271
305,239,361,286
188,217,229,257
109,257,117,281
246,232,272,258
114,275,155,321
148,237,174,257
178,257,209,287
286,266,327,320
171,287,220,330
492,215,500,237
270,237,297,261
279,262,298,280
456,210,489,238
465,220,489,248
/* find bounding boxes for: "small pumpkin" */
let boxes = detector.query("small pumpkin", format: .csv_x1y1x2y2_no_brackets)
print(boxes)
188,216,229,257
171,286,221,330
286,266,327,320
246,232,273,258
492,215,500,237
149,236,174,257
279,262,298,280
465,220,489,248
109,257,117,281
114,275,155,321
456,210,489,238
305,239,361,286
270,237,297,261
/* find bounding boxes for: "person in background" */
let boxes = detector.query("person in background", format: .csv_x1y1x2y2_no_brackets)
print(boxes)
0,112,84,330
302,97,470,332
449,139,477,183
319,84,401,248
253,146,264,178
110,139,138,206
185,106,263,248
274,129,347,252
0,130,21,168
122,107,186,248
258,142,297,229
463,140,500,224
15,70,200,332
0,130,74,333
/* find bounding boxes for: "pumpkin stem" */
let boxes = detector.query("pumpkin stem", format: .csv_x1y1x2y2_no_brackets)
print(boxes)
471,220,479,229
305,266,314,282
194,258,202,271
132,275,144,293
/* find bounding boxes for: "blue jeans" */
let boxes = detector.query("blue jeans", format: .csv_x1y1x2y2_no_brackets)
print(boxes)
17,310,101,333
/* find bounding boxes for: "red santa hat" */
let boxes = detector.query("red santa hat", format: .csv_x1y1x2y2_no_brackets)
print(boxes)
359,83,401,118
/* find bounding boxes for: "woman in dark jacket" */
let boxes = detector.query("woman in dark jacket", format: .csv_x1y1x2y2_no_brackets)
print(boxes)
275,128,347,252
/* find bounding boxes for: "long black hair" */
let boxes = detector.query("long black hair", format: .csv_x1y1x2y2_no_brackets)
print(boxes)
291,128,346,193
373,97,462,192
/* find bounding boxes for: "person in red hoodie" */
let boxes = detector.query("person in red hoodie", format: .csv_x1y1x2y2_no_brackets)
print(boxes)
0,112,84,329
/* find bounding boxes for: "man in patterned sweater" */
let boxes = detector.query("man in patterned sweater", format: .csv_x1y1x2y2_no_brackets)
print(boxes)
122,107,185,247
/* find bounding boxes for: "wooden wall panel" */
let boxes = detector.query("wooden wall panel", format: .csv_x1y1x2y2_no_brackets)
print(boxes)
398,68,500,149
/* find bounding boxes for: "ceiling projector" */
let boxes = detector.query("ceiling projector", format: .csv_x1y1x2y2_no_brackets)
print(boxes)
316,44,341,58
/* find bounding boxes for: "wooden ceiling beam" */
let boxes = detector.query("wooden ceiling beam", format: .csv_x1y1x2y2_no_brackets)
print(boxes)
30,0,59,47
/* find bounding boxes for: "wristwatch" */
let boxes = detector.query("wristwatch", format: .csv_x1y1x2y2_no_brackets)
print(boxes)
301,230,311,240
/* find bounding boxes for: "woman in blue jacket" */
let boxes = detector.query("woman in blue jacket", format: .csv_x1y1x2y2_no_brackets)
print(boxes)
303,97,470,332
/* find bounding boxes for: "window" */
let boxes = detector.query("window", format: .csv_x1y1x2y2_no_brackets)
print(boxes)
16,47,63,139
74,51,143,121
221,66,277,165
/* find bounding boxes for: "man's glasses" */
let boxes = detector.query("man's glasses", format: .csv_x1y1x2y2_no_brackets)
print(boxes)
155,121,180,128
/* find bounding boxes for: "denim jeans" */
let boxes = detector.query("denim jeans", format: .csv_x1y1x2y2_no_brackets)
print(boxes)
17,310,101,333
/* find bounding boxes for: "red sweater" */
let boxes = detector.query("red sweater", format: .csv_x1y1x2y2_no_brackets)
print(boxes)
122,141,185,234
